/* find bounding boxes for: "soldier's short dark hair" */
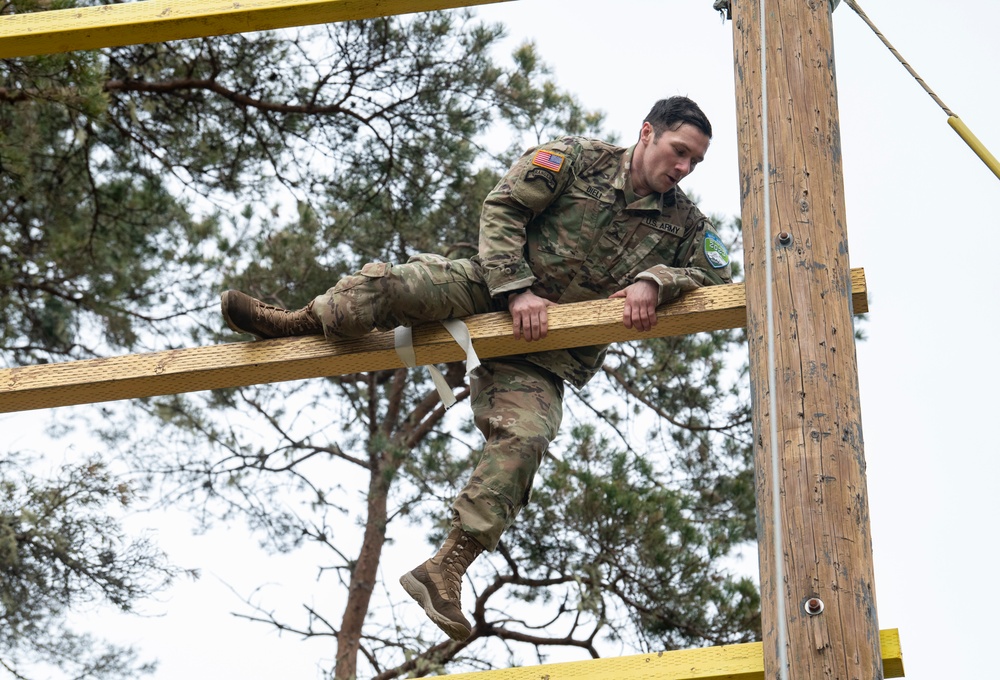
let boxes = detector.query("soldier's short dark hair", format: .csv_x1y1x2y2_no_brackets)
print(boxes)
644,96,712,139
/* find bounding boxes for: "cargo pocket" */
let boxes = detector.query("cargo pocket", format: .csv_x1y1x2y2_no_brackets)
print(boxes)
359,261,390,278
406,253,481,286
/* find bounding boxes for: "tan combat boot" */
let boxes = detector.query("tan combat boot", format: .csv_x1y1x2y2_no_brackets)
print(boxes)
221,290,323,339
399,526,484,641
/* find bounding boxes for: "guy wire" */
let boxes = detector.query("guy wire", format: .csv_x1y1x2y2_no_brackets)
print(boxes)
843,0,1000,180
842,0,954,116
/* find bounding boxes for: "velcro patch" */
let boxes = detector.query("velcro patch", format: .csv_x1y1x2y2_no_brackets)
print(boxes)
525,167,557,192
531,150,565,172
703,232,730,269
642,216,684,237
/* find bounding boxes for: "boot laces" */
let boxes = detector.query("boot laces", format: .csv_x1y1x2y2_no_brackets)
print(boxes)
441,534,481,602
254,300,313,334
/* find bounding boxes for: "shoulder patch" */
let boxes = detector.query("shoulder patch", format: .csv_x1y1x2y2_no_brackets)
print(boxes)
525,167,557,192
531,150,565,172
703,231,731,269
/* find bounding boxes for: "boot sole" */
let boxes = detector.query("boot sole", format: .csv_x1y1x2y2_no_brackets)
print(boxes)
220,291,265,340
399,572,471,641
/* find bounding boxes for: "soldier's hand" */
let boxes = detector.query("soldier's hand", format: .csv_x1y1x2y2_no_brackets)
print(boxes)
509,290,557,342
610,280,659,332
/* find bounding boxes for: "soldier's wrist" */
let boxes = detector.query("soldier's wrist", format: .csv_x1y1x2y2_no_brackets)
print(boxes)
504,288,530,303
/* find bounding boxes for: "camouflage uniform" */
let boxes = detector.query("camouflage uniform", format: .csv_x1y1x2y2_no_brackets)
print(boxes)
312,136,733,551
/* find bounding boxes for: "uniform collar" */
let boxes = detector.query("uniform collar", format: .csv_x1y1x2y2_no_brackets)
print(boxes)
619,144,675,213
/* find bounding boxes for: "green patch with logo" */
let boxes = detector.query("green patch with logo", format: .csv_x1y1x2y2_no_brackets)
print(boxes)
703,231,730,269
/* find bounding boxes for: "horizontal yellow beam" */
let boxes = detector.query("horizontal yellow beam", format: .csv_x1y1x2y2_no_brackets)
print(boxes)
442,628,902,679
0,268,867,414
0,0,510,59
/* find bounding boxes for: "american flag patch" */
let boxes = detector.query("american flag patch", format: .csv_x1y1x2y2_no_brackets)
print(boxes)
531,150,565,172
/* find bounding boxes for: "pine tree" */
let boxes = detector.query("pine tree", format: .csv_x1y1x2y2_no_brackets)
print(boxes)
2,5,758,677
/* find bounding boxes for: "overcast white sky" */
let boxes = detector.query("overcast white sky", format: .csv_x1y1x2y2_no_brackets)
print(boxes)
477,2,998,677
9,1,1000,679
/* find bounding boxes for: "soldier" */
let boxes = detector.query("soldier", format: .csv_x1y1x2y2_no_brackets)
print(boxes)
221,96,733,641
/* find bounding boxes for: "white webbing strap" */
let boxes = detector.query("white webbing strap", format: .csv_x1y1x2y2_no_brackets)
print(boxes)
393,319,481,409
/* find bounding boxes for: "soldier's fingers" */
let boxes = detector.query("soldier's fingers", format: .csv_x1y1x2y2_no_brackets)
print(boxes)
520,313,534,342
641,304,653,331
529,313,541,341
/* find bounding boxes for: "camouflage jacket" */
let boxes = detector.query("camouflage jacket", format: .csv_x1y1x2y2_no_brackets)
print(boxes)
473,136,733,388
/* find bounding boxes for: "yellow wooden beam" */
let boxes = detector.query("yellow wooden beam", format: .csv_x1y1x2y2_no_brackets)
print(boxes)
0,0,511,59
0,268,867,414
440,628,902,679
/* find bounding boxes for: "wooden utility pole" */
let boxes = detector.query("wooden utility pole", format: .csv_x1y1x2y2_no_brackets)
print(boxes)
729,0,882,677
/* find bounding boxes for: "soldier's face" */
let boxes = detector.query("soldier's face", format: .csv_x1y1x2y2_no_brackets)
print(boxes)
632,122,710,196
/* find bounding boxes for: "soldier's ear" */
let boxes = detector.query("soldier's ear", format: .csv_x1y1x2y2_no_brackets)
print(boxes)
639,121,654,145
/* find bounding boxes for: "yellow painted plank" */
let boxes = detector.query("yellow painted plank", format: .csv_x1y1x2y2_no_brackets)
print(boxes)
441,628,902,679
0,268,867,414
881,626,905,678
0,0,511,59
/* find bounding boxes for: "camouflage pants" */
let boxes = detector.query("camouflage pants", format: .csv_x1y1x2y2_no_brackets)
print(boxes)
455,357,563,550
311,254,494,336
310,254,564,551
